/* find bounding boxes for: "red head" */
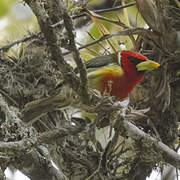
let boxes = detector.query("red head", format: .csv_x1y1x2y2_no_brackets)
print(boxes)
120,50,147,81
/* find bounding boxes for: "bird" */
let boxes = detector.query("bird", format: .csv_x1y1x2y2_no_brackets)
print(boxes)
22,50,160,123
86,50,160,100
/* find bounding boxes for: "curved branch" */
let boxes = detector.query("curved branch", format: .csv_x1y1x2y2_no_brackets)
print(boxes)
124,120,180,169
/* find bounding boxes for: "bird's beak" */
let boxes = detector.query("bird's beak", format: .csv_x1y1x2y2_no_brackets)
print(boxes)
136,60,160,71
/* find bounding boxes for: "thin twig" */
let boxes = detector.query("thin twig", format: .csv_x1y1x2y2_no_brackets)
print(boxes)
87,32,109,55
76,42,102,56
0,33,40,51
51,3,136,27
86,10,128,29
63,27,147,56
86,2,135,14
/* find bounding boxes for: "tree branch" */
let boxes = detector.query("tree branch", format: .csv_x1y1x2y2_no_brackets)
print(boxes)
0,123,85,152
60,2,89,104
123,120,180,169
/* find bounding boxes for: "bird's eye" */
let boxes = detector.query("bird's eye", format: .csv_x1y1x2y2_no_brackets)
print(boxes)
127,56,146,66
